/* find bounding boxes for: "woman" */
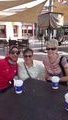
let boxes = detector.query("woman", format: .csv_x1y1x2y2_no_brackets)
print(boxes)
18,48,45,81
43,39,68,84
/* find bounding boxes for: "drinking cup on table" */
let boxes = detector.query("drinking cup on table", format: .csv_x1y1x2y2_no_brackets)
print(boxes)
51,76,60,89
64,93,68,111
14,79,23,94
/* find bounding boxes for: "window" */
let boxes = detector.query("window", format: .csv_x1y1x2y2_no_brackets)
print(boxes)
0,25,6,38
13,25,18,37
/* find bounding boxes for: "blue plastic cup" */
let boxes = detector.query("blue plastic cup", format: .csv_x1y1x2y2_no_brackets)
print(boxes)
64,93,68,111
14,80,23,94
51,76,60,89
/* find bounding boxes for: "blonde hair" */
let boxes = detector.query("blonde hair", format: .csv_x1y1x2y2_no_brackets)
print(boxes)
46,39,58,48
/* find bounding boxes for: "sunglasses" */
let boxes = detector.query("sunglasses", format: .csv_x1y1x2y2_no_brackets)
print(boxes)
10,50,20,55
24,55,33,58
46,48,57,51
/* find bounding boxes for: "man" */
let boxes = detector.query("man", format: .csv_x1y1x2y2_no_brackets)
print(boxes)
0,45,20,92
18,48,45,81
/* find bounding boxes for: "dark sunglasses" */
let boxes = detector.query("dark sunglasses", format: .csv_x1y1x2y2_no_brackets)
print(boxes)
24,55,33,58
46,48,57,51
10,50,20,55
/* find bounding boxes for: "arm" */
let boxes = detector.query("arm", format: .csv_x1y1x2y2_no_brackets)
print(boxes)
60,57,68,82
60,66,68,82
45,69,52,81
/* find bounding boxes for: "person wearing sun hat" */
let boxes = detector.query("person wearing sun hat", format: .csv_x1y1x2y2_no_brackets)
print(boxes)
0,45,20,92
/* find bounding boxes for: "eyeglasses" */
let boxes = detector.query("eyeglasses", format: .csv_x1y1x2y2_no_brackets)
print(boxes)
46,48,57,51
10,50,20,55
24,55,33,58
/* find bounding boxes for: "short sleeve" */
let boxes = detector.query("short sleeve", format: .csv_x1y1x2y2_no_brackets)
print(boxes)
61,57,68,68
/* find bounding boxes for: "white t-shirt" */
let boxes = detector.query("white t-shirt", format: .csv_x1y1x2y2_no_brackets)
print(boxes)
18,60,45,81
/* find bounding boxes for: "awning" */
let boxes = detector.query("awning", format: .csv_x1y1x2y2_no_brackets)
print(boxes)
0,0,31,11
0,1,46,23
53,1,68,25
38,12,64,29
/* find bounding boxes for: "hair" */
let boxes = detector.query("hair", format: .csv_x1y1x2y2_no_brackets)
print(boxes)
46,39,58,48
9,45,19,53
23,48,33,55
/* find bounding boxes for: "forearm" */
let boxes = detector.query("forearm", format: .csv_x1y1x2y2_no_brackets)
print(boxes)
60,76,68,82
45,75,52,81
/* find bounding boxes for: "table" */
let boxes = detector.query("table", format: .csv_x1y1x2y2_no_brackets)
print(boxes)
0,78,68,120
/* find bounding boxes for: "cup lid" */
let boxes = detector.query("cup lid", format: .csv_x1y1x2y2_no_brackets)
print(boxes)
51,76,60,82
65,93,68,98
14,79,23,86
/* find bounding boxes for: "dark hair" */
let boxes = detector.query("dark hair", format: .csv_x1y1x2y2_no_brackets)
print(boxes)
9,45,19,53
23,48,33,55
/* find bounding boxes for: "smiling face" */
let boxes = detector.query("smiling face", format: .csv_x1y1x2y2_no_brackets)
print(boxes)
23,51,33,66
46,45,58,56
9,47,20,62
23,48,33,66
46,39,58,57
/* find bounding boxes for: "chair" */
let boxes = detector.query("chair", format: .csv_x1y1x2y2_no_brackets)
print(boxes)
18,39,29,51
0,39,8,51
3,40,8,50
22,39,29,47
8,40,18,47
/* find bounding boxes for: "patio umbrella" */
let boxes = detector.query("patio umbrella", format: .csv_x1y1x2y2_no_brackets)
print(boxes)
0,1,46,23
0,0,32,11
53,1,68,25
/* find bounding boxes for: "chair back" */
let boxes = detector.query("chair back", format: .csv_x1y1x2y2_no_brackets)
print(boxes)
17,39,29,50
22,39,29,47
8,40,18,47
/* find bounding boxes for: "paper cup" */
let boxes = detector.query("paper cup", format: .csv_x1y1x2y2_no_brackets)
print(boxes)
51,76,60,89
14,80,23,94
64,93,68,111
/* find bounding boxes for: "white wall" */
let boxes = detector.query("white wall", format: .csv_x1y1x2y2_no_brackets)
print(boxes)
0,22,23,41
16,22,22,39
6,22,14,41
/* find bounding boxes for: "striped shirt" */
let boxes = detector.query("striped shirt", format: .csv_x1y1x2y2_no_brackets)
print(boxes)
43,55,68,77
